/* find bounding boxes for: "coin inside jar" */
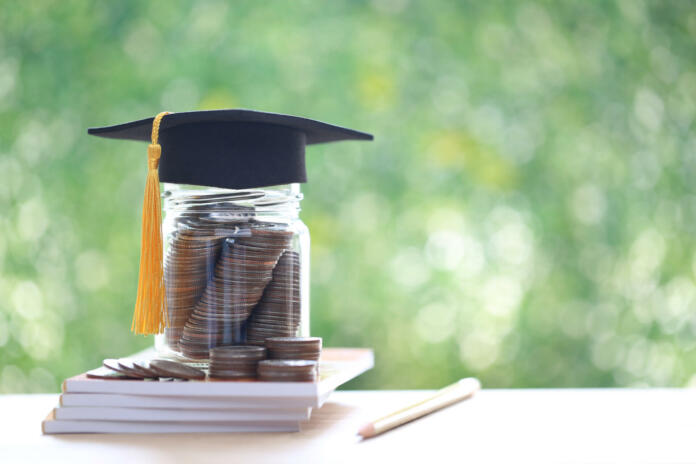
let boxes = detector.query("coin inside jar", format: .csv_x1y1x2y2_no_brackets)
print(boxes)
246,250,302,346
161,201,305,359
164,223,226,349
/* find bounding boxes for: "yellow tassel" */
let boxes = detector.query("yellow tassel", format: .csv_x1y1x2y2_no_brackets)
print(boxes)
132,111,170,335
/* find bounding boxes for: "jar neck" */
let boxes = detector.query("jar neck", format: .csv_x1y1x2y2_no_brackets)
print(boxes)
162,183,302,221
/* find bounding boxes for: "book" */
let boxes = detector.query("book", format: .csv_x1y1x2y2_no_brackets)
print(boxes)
60,392,311,411
42,411,300,434
53,405,310,422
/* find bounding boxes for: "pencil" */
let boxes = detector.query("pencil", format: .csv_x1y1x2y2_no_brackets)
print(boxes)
357,377,481,438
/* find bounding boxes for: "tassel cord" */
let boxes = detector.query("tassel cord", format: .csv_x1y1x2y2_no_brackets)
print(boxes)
132,111,170,335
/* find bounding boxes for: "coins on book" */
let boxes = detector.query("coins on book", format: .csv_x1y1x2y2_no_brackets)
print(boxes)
265,337,322,362
257,360,318,382
208,345,268,380
98,352,323,383
149,359,206,380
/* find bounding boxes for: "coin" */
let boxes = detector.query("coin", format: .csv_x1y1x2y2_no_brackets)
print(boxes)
257,359,318,382
257,359,317,369
208,370,257,379
266,336,321,347
149,359,206,380
132,360,161,378
87,366,142,380
265,337,322,361
117,359,158,379
103,358,141,377
211,345,267,359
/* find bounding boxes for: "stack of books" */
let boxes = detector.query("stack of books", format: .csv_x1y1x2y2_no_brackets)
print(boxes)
43,348,373,434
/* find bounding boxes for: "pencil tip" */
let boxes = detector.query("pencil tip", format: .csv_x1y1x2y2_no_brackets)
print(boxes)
357,423,374,438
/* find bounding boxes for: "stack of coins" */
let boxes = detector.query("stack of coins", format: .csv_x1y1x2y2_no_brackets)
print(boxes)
179,227,294,358
246,251,302,346
265,337,322,361
164,221,230,349
257,360,318,382
208,345,267,380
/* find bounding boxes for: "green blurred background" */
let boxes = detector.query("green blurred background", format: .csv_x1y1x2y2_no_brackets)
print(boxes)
1,0,696,392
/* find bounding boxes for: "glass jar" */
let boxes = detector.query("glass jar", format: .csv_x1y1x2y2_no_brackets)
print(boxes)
154,183,310,361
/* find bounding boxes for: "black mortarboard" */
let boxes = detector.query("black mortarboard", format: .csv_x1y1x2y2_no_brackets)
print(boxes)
88,109,373,190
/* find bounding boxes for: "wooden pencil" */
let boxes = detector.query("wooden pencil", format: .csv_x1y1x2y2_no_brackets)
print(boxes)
357,377,481,438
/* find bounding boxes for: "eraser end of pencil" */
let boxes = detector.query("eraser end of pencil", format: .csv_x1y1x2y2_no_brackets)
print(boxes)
357,423,375,438
460,377,482,391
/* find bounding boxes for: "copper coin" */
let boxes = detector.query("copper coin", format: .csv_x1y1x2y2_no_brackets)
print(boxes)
87,366,142,380
211,345,266,359
149,359,206,380
266,336,321,346
103,359,142,377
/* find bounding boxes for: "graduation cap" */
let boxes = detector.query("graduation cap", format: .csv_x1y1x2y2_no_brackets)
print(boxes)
88,109,373,190
88,109,373,335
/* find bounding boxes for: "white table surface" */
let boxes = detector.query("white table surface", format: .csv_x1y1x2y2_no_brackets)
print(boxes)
1,389,695,464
